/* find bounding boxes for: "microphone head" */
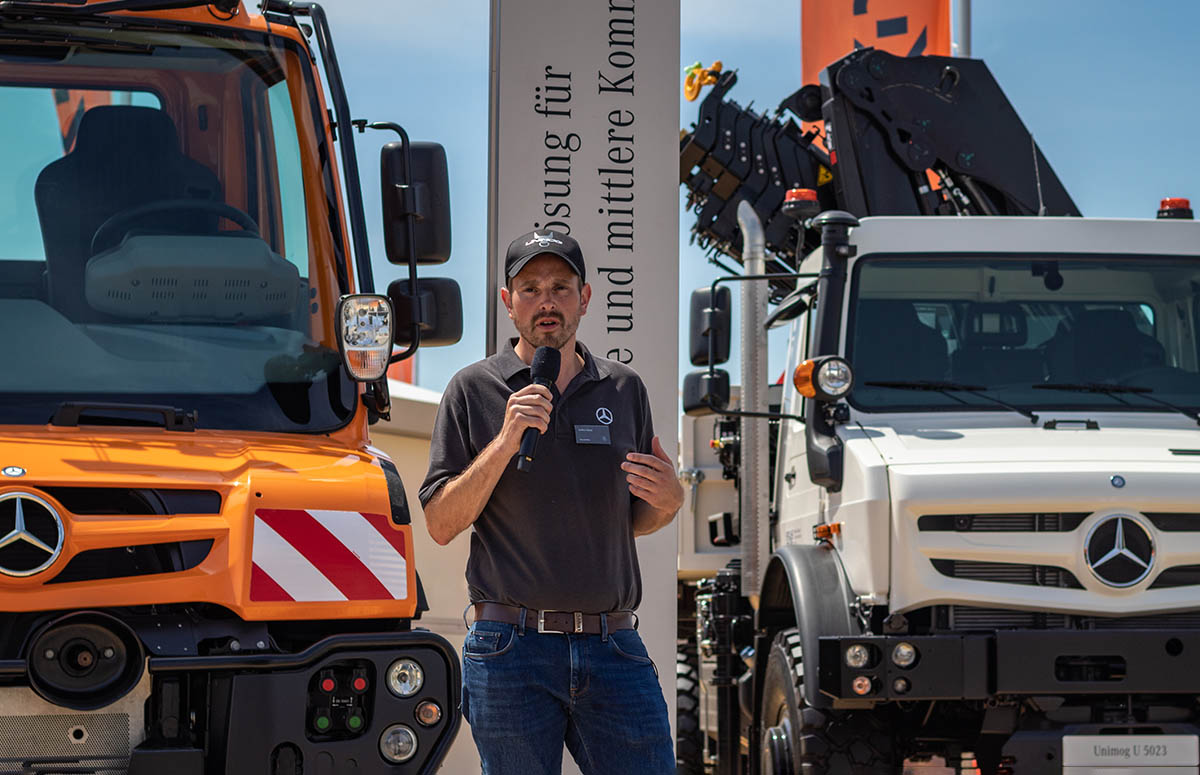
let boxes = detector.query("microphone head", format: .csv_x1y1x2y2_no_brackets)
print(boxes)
530,346,561,383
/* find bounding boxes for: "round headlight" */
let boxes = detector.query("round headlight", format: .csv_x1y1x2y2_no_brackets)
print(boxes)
816,358,853,397
379,723,418,764
892,642,918,668
386,658,424,698
844,643,871,669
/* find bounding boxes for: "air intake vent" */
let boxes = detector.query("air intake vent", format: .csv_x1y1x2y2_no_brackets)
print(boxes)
940,606,1200,631
1149,565,1200,589
931,559,1084,589
41,488,220,515
1144,513,1200,532
918,513,1087,532
48,539,212,584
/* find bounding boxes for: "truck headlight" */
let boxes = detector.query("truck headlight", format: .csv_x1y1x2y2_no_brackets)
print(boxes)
816,358,853,397
892,642,918,668
793,355,854,402
379,723,418,763
386,658,424,697
844,643,872,669
337,294,393,381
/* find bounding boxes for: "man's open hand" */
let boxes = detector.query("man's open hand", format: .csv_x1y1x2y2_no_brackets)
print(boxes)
622,436,684,515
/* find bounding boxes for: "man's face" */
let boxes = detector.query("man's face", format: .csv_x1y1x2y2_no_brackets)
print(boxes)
502,254,591,350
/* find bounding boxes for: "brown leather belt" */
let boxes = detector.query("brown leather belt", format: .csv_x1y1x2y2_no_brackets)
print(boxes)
473,602,635,635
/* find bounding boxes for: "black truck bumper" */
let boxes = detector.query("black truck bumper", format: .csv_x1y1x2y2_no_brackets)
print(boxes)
819,629,1200,702
1,630,461,775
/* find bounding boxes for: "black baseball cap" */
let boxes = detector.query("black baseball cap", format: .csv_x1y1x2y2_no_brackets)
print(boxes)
504,229,585,282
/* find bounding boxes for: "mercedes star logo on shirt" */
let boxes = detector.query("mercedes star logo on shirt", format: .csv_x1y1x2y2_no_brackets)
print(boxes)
1085,515,1154,588
0,492,64,577
595,407,613,425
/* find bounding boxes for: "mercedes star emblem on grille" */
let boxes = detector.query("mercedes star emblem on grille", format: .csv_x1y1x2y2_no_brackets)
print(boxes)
0,492,64,577
1084,514,1154,588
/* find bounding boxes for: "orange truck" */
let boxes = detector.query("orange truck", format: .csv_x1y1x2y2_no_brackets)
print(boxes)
0,0,463,772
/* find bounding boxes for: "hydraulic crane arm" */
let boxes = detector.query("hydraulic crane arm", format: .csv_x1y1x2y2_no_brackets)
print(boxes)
680,48,1080,298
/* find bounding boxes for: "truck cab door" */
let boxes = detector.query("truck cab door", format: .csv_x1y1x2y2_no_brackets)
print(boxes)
774,304,823,550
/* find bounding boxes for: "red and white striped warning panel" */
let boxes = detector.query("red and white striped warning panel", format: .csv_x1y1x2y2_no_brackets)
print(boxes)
250,509,408,602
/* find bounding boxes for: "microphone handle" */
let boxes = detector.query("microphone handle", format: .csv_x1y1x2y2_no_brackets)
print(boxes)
516,378,553,472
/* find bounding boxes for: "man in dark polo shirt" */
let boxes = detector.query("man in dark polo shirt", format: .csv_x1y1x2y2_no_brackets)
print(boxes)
419,229,682,774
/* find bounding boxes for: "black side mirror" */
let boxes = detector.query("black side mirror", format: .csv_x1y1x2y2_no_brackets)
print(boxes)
683,369,730,416
381,141,451,265
688,286,731,366
388,277,463,347
764,285,810,329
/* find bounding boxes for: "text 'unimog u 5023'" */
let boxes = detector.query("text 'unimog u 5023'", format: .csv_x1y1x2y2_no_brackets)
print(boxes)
676,48,1200,775
0,0,463,771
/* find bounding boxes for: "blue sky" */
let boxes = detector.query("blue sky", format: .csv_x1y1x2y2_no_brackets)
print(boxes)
330,0,1200,391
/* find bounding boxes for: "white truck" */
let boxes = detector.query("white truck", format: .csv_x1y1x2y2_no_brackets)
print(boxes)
676,48,1200,775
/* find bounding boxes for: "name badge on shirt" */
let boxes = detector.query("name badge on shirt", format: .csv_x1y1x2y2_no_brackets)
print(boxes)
574,424,611,445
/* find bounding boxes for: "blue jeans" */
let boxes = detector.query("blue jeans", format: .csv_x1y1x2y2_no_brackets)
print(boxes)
461,617,674,774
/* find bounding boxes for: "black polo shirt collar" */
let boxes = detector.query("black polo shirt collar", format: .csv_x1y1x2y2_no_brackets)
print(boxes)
496,338,613,386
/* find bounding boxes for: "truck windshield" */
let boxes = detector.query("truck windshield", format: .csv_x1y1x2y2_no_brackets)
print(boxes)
0,22,354,432
847,256,1200,416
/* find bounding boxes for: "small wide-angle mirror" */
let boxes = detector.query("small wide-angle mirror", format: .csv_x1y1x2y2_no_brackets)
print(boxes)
683,368,730,416
388,277,463,347
688,286,731,366
381,141,451,265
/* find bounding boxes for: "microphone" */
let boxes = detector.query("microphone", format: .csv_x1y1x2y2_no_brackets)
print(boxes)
517,346,560,472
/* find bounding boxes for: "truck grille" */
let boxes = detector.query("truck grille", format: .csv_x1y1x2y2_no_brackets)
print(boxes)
41,487,221,515
944,605,1200,631
918,513,1087,532
931,559,1084,589
48,539,213,584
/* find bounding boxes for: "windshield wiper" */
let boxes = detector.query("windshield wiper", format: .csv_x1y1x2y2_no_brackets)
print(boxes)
864,380,1040,425
1034,382,1200,426
51,402,197,432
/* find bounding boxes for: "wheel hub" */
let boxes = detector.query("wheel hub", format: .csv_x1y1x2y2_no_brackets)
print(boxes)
762,719,793,775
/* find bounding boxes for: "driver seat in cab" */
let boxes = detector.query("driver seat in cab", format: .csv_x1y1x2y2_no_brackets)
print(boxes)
34,106,222,322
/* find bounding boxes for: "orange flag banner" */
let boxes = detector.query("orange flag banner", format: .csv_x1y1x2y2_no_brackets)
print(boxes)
801,0,951,87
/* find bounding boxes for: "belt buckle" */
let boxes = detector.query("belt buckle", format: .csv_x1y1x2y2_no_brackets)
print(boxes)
535,610,584,633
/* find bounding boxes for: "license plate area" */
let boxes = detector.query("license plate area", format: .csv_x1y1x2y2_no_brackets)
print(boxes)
1063,735,1198,771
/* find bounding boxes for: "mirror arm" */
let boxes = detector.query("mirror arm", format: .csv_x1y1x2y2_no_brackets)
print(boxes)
704,271,820,384
700,398,804,425
362,121,423,363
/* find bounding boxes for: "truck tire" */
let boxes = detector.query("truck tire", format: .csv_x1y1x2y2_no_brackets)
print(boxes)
760,628,894,775
677,645,705,774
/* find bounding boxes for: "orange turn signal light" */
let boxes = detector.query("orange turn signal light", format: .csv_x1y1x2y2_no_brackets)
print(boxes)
793,359,817,398
813,522,842,540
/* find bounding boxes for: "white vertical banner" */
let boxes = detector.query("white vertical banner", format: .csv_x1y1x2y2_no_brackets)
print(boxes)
487,0,682,758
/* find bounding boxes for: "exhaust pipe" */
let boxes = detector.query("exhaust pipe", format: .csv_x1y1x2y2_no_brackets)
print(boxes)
26,612,144,710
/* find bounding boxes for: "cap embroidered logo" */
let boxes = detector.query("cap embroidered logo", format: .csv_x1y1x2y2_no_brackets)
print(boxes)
525,232,564,249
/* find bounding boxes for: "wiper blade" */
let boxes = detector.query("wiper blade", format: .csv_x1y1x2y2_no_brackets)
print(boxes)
0,28,153,51
1034,382,1200,426
51,402,197,432
865,380,1039,425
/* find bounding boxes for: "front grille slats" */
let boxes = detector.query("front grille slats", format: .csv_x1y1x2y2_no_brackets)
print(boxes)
931,559,1084,589
942,605,1200,631
918,513,1087,532
40,487,221,515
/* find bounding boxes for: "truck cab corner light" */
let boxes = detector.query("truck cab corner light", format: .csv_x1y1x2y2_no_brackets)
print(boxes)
338,294,393,381
793,359,817,398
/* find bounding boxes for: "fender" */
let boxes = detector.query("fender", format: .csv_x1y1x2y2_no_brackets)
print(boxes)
757,544,859,709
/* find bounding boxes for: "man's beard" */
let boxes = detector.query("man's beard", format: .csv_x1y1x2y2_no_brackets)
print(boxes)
520,313,575,350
